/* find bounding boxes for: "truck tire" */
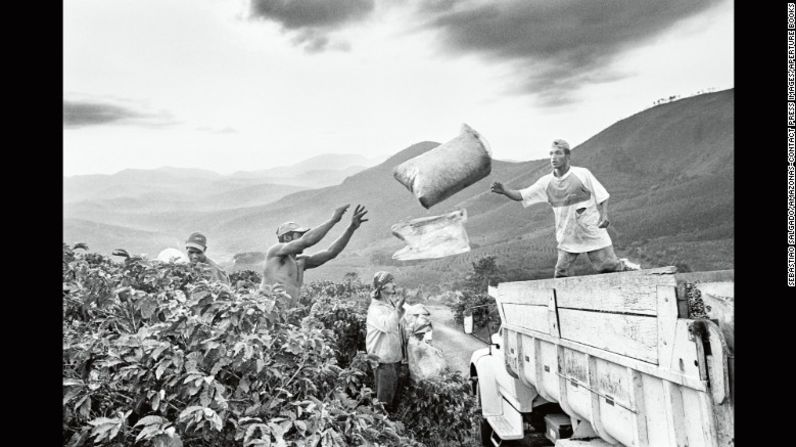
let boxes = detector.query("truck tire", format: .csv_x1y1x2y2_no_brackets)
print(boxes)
476,382,500,447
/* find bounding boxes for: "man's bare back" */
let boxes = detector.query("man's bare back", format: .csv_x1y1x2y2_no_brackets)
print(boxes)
261,204,368,302
262,250,306,300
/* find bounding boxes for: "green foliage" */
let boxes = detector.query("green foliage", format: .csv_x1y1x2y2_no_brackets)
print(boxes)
394,371,480,447
447,256,503,331
308,296,367,369
449,292,500,330
462,256,504,292
63,244,422,447
63,244,479,447
228,270,263,292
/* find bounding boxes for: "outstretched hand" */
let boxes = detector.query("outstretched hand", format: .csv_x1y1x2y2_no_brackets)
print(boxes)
350,204,369,229
490,181,505,194
331,204,350,222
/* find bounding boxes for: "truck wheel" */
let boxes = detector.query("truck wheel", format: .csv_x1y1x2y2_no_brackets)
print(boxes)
476,382,500,447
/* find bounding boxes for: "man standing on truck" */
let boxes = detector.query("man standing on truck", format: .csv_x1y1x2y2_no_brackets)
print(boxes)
490,139,640,278
366,271,406,413
185,232,230,285
261,204,368,303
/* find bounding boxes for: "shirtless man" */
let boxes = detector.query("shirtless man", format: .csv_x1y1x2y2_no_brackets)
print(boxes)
261,204,368,302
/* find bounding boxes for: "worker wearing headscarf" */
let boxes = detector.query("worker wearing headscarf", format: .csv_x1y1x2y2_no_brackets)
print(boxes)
366,271,405,412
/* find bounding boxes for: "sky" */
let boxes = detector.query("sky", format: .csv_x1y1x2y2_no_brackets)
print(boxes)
63,0,733,177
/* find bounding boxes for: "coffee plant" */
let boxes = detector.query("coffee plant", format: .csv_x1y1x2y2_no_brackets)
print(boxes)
63,243,479,447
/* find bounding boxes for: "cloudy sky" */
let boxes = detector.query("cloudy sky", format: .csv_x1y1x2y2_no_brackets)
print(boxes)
64,0,733,177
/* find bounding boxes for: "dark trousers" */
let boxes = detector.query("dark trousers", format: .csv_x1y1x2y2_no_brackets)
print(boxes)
374,362,401,411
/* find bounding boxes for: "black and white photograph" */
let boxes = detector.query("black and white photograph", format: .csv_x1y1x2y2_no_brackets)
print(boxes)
63,1,735,446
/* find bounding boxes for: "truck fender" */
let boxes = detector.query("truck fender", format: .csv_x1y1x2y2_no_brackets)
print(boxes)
470,347,502,417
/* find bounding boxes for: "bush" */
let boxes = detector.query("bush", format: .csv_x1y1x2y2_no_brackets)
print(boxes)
394,370,480,447
63,244,421,447
228,270,262,288
63,244,478,447
449,291,500,331
447,256,503,333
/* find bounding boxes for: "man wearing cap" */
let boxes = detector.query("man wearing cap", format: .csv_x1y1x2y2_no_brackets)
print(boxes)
490,139,640,278
261,204,369,302
366,271,406,412
185,232,230,285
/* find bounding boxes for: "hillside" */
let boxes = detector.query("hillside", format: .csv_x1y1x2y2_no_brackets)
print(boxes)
63,89,734,286
63,153,383,205
230,153,386,180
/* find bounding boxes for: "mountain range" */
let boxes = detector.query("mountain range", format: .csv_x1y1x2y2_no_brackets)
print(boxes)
63,89,734,288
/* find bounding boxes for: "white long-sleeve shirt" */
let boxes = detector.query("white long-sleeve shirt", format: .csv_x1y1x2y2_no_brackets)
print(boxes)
366,299,403,363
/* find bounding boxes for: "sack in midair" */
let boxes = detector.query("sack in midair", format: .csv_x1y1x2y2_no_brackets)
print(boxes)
393,124,492,209
391,209,471,261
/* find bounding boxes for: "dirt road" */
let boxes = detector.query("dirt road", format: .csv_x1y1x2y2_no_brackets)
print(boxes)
426,304,488,376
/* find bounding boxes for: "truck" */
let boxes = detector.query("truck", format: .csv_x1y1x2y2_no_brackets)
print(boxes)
464,267,734,447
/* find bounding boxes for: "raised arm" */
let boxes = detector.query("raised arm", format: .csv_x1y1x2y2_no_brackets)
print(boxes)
490,181,523,201
270,205,350,257
303,205,368,269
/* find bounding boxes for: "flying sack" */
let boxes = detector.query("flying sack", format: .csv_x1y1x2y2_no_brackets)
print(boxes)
393,124,492,209
391,209,471,261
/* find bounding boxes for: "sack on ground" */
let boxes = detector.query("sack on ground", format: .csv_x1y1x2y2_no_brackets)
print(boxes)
407,337,447,382
393,123,492,209
391,209,471,261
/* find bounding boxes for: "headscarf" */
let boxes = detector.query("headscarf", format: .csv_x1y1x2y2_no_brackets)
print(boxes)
371,271,394,300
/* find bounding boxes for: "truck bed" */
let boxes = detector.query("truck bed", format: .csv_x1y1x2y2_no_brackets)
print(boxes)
485,267,734,447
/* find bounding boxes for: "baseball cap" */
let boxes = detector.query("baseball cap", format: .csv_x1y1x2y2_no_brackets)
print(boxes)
185,232,207,252
552,139,570,151
276,222,310,238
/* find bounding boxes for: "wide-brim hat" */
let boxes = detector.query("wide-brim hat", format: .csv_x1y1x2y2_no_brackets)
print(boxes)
276,222,310,238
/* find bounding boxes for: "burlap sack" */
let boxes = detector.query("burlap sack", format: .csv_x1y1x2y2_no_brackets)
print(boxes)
401,303,433,341
393,124,492,209
391,209,471,261
407,337,447,382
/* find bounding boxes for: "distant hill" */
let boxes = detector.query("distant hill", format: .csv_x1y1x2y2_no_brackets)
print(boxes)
64,90,734,287
231,153,384,179
63,152,385,205
224,153,389,187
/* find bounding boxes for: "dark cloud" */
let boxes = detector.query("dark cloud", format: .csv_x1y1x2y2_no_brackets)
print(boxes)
421,0,725,105
249,0,374,51
250,0,375,29
64,99,177,129
250,0,375,53
63,101,142,127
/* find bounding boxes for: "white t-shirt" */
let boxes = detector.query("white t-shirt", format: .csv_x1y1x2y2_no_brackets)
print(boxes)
519,166,613,253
